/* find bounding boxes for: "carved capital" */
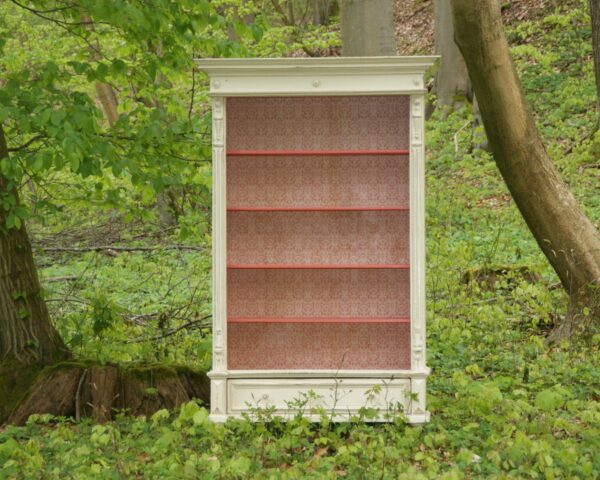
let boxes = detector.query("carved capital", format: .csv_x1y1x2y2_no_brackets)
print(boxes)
213,119,224,146
212,97,225,119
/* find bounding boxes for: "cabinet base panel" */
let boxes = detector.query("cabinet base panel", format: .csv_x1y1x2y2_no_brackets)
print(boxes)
208,374,429,424
209,412,430,424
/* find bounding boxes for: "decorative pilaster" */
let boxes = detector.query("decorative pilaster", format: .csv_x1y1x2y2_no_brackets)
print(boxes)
408,94,429,422
210,96,228,421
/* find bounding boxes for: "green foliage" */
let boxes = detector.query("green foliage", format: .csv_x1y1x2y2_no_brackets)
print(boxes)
0,0,264,226
1,0,600,478
251,23,340,57
41,243,212,366
0,381,598,479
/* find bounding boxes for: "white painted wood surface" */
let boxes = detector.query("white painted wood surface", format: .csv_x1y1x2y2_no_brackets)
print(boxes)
409,94,430,422
228,378,411,419
200,57,437,424
209,96,228,422
196,57,435,96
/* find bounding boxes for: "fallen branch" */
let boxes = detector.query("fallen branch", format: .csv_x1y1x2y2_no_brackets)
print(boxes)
36,244,203,253
123,312,175,326
126,314,212,343
43,275,79,283
563,127,596,155
46,297,90,306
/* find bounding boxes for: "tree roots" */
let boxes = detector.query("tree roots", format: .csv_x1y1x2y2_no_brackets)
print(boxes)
1,361,210,425
549,287,600,343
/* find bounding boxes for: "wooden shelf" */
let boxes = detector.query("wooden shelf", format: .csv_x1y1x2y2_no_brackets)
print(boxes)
227,264,410,269
228,317,411,324
227,149,410,156
227,206,410,212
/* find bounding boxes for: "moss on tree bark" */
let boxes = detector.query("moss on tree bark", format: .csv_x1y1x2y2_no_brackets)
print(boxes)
0,125,210,425
2,362,210,425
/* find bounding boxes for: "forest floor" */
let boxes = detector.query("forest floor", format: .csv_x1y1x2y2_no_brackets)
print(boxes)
393,0,554,54
1,0,600,478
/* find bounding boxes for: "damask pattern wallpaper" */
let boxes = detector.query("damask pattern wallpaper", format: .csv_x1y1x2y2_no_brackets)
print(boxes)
228,211,409,265
228,155,409,209
227,96,410,150
226,95,412,370
228,269,410,319
228,323,411,370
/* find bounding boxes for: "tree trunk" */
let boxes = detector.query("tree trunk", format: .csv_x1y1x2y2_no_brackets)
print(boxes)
451,0,600,339
5,363,210,425
95,82,119,126
313,0,333,25
590,0,600,128
313,0,322,25
341,0,396,56
83,17,120,126
226,0,256,42
433,0,470,109
0,125,70,364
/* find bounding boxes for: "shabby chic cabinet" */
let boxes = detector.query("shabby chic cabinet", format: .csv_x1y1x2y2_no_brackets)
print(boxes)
196,57,435,423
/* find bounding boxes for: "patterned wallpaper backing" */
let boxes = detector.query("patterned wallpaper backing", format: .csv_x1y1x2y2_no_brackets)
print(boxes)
228,155,409,208
228,323,411,370
228,269,410,319
226,95,412,370
228,211,409,265
227,96,410,151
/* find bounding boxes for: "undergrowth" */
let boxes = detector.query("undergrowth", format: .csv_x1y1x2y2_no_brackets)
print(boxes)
0,0,599,478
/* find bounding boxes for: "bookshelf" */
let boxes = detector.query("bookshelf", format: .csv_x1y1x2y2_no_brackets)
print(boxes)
197,56,435,423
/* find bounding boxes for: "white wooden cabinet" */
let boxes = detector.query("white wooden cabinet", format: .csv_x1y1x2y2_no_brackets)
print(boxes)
196,57,436,423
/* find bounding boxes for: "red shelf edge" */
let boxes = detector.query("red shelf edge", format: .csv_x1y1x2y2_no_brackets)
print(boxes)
227,206,410,212
228,317,411,324
227,264,410,269
227,149,410,156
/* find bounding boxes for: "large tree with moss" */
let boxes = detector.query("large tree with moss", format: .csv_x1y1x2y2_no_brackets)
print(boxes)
0,0,263,423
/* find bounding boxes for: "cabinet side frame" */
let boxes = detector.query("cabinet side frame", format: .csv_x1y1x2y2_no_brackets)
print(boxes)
409,94,430,423
209,96,228,422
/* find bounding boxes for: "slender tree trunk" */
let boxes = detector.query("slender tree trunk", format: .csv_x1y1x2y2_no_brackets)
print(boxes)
451,0,600,339
313,0,322,25
434,0,488,148
95,83,119,126
313,0,333,25
341,0,396,56
227,2,256,44
83,17,119,126
0,126,70,364
145,38,183,227
433,0,470,109
590,0,600,128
